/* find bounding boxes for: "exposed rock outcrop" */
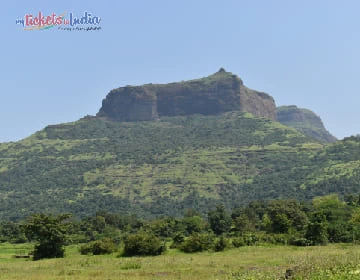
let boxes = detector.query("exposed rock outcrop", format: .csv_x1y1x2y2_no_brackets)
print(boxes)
276,105,337,143
97,69,276,121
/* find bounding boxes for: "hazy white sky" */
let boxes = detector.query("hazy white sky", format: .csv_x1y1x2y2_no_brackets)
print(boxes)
1,0,359,142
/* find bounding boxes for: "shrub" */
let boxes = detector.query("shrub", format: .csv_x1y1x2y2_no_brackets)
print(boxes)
33,242,65,260
272,234,288,245
179,232,215,253
122,233,166,257
214,235,229,251
80,238,117,255
170,232,185,249
232,237,245,248
243,233,258,246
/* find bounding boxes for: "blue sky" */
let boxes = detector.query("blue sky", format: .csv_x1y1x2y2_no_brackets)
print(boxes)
1,0,359,142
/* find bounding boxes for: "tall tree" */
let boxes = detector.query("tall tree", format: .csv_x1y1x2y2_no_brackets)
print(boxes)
208,204,232,235
305,211,328,245
24,213,72,260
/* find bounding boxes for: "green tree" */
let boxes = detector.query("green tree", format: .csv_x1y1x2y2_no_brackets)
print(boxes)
182,216,204,235
272,213,292,234
0,221,27,243
265,199,308,233
24,214,72,260
148,217,178,238
305,211,328,245
261,213,272,232
233,214,254,233
312,194,351,242
208,204,232,235
350,207,360,241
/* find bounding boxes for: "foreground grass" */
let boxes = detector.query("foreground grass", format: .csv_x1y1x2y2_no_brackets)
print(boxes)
0,244,360,279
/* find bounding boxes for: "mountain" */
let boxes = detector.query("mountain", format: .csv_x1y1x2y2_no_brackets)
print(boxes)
0,70,358,221
276,106,337,143
0,112,311,220
0,113,359,221
97,68,276,121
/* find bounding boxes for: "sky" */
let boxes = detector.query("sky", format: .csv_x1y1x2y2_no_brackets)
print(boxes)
1,0,359,142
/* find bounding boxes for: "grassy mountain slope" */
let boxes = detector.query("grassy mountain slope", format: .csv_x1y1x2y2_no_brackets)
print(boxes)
1,111,359,221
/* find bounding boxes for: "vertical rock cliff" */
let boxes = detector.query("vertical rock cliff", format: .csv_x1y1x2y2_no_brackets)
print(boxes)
276,105,337,143
97,68,276,121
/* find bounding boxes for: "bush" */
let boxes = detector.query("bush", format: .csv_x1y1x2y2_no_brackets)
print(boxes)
80,238,117,255
170,232,185,249
122,233,166,257
179,232,215,253
214,235,229,251
263,235,275,244
33,242,65,260
232,237,245,248
272,234,288,245
243,233,258,246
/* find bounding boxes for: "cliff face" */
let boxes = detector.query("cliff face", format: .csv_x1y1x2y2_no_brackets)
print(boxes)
98,86,158,121
97,68,276,121
239,85,276,121
276,105,337,143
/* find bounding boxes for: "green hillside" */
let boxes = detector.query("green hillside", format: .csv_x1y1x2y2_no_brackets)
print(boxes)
0,111,359,221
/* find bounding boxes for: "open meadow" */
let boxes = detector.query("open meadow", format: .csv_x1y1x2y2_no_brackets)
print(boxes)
0,244,360,279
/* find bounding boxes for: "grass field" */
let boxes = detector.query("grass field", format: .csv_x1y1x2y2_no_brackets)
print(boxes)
1,244,360,279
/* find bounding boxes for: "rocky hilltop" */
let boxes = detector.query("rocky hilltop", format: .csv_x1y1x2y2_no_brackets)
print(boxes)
276,105,337,143
97,68,276,121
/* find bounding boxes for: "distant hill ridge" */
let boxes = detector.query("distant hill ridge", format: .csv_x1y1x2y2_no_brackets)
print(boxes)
97,68,277,121
0,69,349,221
277,105,337,143
97,68,336,143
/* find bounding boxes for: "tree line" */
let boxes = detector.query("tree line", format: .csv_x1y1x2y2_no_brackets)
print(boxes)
2,193,360,260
